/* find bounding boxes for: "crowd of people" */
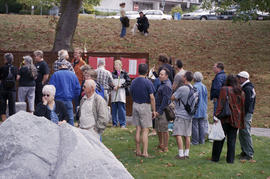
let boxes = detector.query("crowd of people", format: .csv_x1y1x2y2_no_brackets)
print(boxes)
0,50,256,164
130,54,256,163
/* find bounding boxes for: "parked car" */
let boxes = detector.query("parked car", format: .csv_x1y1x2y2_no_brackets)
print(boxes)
142,10,172,20
106,11,140,19
181,9,218,20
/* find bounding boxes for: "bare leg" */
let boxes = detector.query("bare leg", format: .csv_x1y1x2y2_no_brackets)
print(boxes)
163,131,169,152
175,135,183,150
185,136,190,150
158,132,164,148
142,128,149,156
135,126,142,155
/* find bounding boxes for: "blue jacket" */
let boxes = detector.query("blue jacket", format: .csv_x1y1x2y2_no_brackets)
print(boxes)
49,68,81,101
155,79,172,115
193,82,208,119
210,70,226,100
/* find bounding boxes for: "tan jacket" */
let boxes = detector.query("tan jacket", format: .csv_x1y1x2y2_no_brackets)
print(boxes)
79,93,109,134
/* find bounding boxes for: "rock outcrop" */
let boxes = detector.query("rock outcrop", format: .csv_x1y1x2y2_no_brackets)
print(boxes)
0,111,133,179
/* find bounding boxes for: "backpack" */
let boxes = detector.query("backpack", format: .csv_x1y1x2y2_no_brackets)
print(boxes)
121,16,130,27
3,65,15,89
179,85,199,116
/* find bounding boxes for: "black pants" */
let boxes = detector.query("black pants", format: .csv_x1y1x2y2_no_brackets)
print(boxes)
35,83,44,106
0,90,16,116
138,25,148,34
211,123,238,163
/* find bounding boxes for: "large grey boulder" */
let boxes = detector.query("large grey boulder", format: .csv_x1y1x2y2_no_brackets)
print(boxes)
0,111,133,179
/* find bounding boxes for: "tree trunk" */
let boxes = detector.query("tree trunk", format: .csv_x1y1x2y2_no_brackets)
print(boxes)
52,0,82,52
5,2,8,14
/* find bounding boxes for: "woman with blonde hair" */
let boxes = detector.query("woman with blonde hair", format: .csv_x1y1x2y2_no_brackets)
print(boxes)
111,60,131,128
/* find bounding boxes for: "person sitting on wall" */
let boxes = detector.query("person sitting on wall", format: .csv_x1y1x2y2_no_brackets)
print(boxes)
137,11,149,36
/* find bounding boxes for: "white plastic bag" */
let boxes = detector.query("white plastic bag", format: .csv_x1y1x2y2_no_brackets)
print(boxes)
208,119,225,141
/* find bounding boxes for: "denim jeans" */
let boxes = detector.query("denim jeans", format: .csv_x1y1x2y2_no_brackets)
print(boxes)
111,102,126,127
61,100,74,126
192,118,207,145
120,24,126,37
239,113,254,157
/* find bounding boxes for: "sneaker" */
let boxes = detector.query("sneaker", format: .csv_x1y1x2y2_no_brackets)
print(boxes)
144,33,148,37
175,155,185,160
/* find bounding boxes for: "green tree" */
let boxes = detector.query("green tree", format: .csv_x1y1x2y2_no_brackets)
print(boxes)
202,0,270,12
16,0,100,51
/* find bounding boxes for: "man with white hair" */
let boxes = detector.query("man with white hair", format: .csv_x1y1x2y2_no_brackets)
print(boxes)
53,49,74,72
237,71,256,160
79,79,109,140
95,60,113,104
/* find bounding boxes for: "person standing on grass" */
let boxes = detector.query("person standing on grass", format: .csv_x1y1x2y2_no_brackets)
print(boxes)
237,71,256,160
210,62,226,120
0,53,18,121
191,72,208,145
171,71,194,160
130,64,156,158
211,75,245,164
34,50,50,106
71,48,86,86
49,62,81,126
17,56,38,114
95,60,114,104
111,60,131,128
53,49,74,73
172,59,185,92
154,68,172,153
79,79,109,141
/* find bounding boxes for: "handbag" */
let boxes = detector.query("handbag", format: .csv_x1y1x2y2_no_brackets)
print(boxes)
164,103,175,121
208,119,225,141
216,87,231,119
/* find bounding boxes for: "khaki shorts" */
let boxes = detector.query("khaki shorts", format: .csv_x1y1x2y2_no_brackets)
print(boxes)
155,112,168,132
173,117,192,136
132,102,152,128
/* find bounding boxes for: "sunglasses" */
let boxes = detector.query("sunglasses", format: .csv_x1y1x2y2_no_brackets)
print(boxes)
43,94,50,97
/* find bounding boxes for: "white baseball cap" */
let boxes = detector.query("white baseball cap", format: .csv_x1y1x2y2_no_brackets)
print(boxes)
237,71,249,79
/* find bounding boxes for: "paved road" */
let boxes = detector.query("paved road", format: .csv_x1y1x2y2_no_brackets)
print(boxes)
1,117,270,138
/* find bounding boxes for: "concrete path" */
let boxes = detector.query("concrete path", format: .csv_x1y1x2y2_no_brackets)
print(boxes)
126,116,270,138
1,117,270,138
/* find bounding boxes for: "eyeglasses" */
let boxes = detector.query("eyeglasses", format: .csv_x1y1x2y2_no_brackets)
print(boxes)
43,94,50,97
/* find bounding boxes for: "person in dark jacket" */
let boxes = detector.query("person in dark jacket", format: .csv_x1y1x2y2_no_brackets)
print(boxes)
210,62,226,120
152,54,174,84
211,75,245,164
0,53,18,121
137,12,149,36
17,55,37,114
237,71,256,160
34,85,69,124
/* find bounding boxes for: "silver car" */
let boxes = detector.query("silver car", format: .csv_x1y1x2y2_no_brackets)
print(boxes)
181,9,218,20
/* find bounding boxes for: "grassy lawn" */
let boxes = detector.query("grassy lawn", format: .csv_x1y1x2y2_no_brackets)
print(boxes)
103,126,270,178
0,15,269,127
